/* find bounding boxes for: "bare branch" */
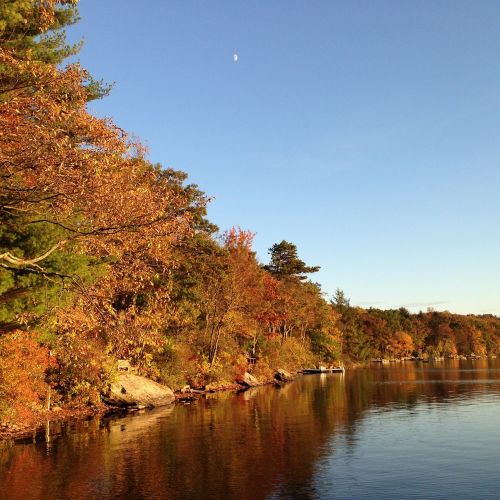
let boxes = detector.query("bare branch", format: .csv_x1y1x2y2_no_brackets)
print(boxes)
0,240,67,266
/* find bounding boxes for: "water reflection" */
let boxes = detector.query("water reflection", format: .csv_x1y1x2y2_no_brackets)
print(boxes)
1,359,500,499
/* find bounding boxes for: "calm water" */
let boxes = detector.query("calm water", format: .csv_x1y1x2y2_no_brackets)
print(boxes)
1,359,500,499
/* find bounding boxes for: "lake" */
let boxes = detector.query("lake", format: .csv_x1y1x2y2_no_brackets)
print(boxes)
1,359,500,499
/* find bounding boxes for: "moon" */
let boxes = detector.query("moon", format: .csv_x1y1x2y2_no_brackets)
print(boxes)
233,53,239,63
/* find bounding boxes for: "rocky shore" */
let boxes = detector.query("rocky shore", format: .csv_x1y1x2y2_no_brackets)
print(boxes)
0,367,297,442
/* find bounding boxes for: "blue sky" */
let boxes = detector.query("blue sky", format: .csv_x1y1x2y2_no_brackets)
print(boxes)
67,1,500,315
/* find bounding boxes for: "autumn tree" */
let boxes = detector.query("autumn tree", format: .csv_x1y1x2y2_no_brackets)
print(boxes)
0,0,114,332
0,1,211,409
386,331,414,358
199,228,267,366
0,50,201,329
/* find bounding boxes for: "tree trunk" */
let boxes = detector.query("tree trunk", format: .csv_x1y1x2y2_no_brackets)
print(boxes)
209,323,223,367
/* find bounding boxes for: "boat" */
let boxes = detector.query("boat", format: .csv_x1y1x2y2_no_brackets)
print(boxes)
303,366,345,374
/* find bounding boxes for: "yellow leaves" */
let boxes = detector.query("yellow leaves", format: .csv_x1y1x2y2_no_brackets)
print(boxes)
2,50,195,279
1,21,207,387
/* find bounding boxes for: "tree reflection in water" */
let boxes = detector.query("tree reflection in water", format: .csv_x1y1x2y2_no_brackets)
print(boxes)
1,359,500,499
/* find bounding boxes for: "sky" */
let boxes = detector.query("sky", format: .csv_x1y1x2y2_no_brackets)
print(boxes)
66,1,500,315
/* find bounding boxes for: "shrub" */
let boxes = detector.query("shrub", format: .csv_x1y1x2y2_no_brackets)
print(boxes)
54,332,114,405
0,332,52,423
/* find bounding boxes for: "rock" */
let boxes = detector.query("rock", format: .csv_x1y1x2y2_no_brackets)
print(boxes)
205,381,235,392
104,373,175,408
180,385,191,394
236,372,260,387
275,368,294,382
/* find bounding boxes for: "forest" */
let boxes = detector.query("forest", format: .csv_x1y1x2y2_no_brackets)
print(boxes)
1,1,499,426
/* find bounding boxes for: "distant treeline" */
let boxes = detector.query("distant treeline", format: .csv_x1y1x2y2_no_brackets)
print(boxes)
0,2,498,424
332,291,500,361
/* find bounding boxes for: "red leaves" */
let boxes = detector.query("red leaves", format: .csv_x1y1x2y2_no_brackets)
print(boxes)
0,332,51,422
223,227,255,252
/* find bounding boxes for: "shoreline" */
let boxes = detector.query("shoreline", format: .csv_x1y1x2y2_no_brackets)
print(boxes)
0,374,290,443
4,357,487,442
0,361,384,442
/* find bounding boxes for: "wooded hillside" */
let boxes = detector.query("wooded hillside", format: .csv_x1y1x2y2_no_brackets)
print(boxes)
1,1,498,425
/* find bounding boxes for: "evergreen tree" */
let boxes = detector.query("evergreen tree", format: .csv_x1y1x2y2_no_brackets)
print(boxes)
0,0,80,64
332,288,350,311
0,1,113,332
0,0,110,100
264,241,319,280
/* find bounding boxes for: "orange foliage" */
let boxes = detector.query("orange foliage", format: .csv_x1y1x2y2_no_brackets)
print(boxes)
1,45,206,383
386,332,414,358
0,332,53,422
0,50,196,268
223,227,255,251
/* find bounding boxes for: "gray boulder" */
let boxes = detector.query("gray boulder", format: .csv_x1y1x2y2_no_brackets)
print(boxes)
275,368,294,382
104,373,175,408
237,372,260,387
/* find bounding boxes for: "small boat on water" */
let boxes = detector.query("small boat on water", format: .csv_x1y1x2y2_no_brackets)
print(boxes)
303,366,345,374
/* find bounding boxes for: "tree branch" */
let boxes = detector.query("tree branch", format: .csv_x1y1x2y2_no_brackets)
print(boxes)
0,240,67,266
